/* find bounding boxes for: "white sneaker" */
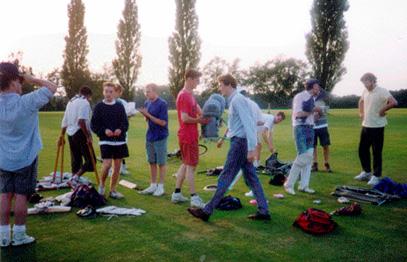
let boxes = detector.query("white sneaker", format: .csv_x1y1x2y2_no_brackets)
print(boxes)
109,191,124,199
139,185,157,195
298,187,315,194
98,185,105,195
12,233,35,246
0,232,10,247
120,165,130,175
190,195,205,208
171,192,189,203
354,171,371,181
367,176,380,186
245,190,254,198
153,186,165,197
284,185,296,195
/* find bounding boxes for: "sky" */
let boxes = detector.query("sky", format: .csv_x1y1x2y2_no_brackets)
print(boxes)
0,0,406,96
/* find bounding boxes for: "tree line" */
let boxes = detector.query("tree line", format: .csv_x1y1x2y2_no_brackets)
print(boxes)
8,0,406,109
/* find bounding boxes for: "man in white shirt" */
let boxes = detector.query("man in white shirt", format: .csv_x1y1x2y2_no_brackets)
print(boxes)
354,73,397,186
284,79,321,195
58,86,94,186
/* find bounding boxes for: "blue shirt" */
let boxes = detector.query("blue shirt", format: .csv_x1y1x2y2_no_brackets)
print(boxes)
226,90,257,151
0,87,53,171
145,97,168,142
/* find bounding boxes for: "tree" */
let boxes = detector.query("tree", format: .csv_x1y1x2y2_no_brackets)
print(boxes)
61,0,90,98
200,57,242,101
112,0,142,100
305,0,349,92
168,0,201,98
243,58,309,107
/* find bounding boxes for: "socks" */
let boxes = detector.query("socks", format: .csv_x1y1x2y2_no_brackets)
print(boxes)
0,225,10,234
174,188,181,193
13,224,26,233
190,193,197,197
150,183,157,188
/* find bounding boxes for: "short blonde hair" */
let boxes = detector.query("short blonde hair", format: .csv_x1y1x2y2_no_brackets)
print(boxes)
103,82,116,89
145,83,158,92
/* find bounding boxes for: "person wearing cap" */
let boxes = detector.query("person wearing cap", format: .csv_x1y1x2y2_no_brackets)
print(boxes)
188,74,270,222
284,79,321,195
171,69,209,208
354,73,398,186
0,62,57,247
59,86,94,187
311,82,332,173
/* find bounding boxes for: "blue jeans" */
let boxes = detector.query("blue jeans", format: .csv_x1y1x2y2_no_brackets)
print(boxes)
294,125,315,155
203,137,269,215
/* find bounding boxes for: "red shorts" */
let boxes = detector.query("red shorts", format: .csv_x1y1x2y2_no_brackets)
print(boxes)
179,142,199,167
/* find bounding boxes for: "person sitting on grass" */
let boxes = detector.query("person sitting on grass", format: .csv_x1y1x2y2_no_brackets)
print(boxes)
59,86,94,187
138,83,169,197
0,62,57,247
91,82,129,199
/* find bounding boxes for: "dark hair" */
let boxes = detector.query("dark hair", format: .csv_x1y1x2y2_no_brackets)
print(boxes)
0,62,21,91
305,79,319,91
360,73,377,84
79,86,92,97
218,74,237,88
276,111,286,120
184,69,202,80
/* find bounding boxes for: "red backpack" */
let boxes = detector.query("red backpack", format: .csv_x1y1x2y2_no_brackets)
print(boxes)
293,208,337,235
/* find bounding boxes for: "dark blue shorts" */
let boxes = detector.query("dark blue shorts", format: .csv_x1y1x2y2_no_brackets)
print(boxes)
314,127,331,147
0,158,38,196
100,144,129,160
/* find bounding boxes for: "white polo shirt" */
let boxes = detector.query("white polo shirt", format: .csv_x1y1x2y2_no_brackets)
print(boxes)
61,96,91,136
262,113,275,131
361,86,392,128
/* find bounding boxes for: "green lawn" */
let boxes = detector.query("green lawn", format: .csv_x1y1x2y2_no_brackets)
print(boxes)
1,109,407,262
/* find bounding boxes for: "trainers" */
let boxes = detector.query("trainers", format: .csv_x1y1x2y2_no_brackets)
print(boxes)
245,190,254,198
171,192,189,203
187,207,210,222
109,191,124,199
190,195,205,208
98,185,105,195
311,162,318,172
139,185,157,195
284,185,296,195
120,165,130,175
354,171,371,181
0,232,10,248
298,187,316,194
248,212,271,221
12,233,35,246
153,186,165,197
324,163,332,173
367,176,380,186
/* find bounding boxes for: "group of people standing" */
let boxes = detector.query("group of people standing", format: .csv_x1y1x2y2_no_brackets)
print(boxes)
0,61,398,245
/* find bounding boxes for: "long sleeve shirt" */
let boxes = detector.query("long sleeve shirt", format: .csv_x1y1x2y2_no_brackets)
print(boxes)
91,101,128,145
0,87,53,171
226,90,257,151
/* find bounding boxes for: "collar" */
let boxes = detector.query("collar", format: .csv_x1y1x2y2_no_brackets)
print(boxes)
103,99,116,105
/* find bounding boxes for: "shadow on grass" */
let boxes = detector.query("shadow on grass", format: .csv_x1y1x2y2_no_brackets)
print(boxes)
1,243,37,262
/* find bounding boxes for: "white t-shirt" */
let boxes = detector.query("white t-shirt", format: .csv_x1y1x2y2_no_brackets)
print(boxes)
262,113,275,131
292,90,314,126
61,96,91,136
361,86,392,128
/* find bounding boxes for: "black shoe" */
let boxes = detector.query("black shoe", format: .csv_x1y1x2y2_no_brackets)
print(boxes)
188,207,210,222
324,163,332,173
311,162,318,172
248,212,271,221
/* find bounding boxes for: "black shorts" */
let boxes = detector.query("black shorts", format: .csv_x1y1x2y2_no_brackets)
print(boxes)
100,144,129,160
314,127,331,147
0,158,38,196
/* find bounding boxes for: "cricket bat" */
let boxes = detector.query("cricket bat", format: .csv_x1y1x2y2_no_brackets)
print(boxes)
119,179,137,189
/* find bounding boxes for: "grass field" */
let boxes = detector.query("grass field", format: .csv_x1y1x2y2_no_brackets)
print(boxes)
1,109,407,262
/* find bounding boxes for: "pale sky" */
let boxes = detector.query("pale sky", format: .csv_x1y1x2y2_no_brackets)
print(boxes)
0,0,406,96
